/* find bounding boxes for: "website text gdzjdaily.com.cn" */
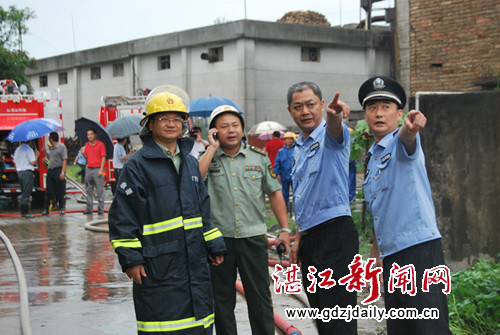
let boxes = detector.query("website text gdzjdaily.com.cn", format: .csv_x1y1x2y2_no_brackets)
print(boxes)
284,305,440,323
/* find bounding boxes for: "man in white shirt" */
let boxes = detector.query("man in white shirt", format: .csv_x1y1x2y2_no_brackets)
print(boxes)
13,140,39,217
189,127,208,158
111,138,134,194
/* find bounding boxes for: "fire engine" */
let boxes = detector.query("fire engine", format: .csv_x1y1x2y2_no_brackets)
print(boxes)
0,80,64,204
98,95,146,186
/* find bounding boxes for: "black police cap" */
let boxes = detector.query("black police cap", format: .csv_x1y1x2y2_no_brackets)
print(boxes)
358,76,407,109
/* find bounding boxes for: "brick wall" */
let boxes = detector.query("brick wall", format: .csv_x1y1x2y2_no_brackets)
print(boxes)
409,0,500,93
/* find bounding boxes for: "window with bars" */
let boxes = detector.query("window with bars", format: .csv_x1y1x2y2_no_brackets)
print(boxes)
158,55,171,70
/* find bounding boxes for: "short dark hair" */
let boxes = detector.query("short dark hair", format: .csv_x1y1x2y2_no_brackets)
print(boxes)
49,132,59,142
287,81,323,106
88,129,97,135
272,131,281,138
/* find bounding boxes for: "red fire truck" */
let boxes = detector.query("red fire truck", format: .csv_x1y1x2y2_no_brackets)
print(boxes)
98,95,146,186
0,81,64,205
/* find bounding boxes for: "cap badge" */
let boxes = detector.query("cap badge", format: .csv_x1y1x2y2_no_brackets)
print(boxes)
373,78,385,90
167,98,174,104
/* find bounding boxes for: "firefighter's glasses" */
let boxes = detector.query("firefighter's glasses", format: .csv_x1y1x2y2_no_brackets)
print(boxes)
156,117,184,125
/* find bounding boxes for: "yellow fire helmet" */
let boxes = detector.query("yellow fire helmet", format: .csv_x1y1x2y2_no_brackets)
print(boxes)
141,87,189,126
283,131,296,139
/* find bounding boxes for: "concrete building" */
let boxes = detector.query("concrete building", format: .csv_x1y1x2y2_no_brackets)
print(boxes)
26,20,392,136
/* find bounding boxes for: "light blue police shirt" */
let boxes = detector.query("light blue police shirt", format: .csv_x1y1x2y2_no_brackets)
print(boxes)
292,120,352,232
363,129,441,258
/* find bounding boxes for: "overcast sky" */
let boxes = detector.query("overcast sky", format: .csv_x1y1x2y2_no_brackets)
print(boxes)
7,0,392,60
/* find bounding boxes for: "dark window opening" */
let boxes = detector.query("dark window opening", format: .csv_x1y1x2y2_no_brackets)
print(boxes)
301,47,320,62
113,63,124,77
39,75,48,87
58,72,68,85
91,67,101,80
158,55,171,70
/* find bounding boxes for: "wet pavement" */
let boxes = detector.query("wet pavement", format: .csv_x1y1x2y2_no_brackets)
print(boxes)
0,189,385,335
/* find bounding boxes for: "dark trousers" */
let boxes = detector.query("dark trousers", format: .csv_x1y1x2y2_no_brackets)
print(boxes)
281,180,292,213
382,239,452,335
210,236,275,335
44,167,65,210
299,216,359,334
111,168,121,195
18,170,34,206
76,163,86,183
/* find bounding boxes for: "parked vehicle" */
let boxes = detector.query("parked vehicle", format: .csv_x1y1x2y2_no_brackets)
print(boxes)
0,80,64,204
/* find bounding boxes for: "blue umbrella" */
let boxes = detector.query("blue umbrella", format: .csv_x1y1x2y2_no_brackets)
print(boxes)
190,97,243,117
6,118,64,142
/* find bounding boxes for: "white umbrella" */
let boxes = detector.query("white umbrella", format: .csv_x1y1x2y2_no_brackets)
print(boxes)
248,121,287,136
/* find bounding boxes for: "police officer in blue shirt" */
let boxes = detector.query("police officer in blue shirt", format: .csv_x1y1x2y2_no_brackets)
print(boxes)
287,81,359,335
360,76,452,335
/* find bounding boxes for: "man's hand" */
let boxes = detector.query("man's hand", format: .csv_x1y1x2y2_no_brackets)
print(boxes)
402,110,427,136
125,264,147,285
209,254,224,266
289,240,300,266
276,231,290,254
207,128,220,149
326,92,350,141
399,110,427,155
326,93,351,119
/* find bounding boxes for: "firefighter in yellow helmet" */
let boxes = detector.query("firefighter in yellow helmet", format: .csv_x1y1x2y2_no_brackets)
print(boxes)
109,85,226,334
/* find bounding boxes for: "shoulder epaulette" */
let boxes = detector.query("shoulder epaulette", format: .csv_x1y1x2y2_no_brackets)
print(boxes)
249,145,268,156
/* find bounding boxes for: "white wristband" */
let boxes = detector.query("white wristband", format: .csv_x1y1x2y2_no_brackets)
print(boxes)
281,228,292,234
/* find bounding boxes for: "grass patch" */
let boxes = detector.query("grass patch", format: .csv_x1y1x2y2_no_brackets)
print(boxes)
66,165,80,179
448,257,500,335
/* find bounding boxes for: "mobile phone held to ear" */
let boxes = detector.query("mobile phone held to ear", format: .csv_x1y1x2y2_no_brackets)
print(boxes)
213,132,218,140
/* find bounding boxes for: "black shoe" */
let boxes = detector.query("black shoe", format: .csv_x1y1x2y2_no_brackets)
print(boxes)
22,213,33,218
59,209,65,215
83,211,93,215
42,209,49,216
98,211,104,215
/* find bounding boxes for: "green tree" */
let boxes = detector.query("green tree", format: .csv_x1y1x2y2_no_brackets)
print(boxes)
0,5,37,91
0,5,35,50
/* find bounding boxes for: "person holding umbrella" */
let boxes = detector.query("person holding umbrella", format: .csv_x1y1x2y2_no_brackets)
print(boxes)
81,129,107,215
13,140,39,217
111,137,135,194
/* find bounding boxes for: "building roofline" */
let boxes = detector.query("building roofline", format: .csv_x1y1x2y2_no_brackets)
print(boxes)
27,19,391,74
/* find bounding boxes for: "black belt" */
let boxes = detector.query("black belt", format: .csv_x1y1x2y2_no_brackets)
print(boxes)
300,216,350,236
87,166,99,169
300,220,330,236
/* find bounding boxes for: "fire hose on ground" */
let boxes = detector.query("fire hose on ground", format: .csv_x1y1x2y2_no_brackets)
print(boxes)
0,229,33,335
